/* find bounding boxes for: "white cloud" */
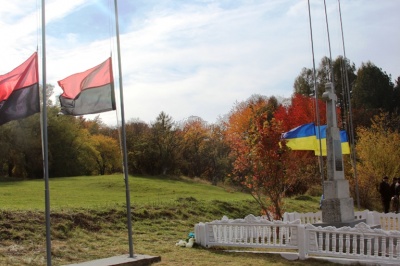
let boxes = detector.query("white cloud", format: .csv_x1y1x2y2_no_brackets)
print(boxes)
1,0,400,126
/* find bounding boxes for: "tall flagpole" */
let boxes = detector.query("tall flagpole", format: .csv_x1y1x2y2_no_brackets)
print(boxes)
323,0,334,83
41,0,52,265
307,0,325,192
337,0,360,210
114,0,134,258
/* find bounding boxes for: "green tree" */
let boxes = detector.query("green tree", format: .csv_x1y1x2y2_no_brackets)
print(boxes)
332,56,357,127
150,112,181,175
293,67,314,96
0,124,12,177
352,62,394,110
203,122,232,185
294,56,356,102
295,56,331,98
0,114,42,178
0,83,54,178
180,116,210,178
47,107,98,177
124,119,153,175
391,76,400,119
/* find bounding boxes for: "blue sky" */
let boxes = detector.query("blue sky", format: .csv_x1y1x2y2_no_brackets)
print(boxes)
1,0,399,126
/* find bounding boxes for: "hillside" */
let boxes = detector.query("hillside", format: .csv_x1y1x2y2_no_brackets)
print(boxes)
0,175,334,266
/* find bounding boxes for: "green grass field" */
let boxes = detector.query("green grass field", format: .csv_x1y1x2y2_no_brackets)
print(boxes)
0,175,336,266
0,175,254,210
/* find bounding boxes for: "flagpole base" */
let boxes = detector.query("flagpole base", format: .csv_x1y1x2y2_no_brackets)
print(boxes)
64,254,161,266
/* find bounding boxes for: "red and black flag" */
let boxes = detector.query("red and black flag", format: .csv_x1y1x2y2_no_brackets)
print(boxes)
0,52,40,125
58,57,116,116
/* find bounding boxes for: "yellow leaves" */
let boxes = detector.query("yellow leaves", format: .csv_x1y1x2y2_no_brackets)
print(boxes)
356,112,400,207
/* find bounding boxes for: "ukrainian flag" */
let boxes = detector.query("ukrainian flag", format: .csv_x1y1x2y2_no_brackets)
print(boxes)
282,123,350,156
314,125,350,156
281,123,316,151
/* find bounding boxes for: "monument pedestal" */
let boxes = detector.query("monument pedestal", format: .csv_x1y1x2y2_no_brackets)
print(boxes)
322,179,355,225
321,197,355,223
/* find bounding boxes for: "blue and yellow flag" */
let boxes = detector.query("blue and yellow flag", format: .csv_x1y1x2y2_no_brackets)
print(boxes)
281,123,316,151
281,123,350,156
314,125,350,156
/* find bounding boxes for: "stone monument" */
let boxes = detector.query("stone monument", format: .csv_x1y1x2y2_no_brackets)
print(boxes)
320,82,356,226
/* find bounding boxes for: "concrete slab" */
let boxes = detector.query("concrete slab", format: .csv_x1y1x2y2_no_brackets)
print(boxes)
64,254,161,266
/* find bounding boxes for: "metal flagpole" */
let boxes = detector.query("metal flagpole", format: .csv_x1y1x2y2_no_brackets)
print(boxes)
307,0,325,191
114,0,134,258
323,0,334,84
338,0,360,210
41,0,52,265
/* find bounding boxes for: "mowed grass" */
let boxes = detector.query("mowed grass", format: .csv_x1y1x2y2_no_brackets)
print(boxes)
0,175,253,210
0,175,335,266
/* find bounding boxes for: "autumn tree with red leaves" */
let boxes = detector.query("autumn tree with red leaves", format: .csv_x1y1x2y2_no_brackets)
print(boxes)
274,93,327,132
225,95,304,220
274,93,332,196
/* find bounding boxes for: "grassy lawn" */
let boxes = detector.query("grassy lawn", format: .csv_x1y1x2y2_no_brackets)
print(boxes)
0,175,254,210
0,175,335,266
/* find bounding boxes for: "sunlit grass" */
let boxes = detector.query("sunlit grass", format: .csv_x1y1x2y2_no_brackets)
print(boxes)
0,175,333,266
0,175,253,210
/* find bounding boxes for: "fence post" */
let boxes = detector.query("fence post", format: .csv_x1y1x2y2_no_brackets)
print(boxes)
366,211,375,226
297,224,307,260
204,223,210,247
194,222,204,247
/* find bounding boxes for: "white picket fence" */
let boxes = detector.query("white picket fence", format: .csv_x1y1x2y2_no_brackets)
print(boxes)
194,211,400,265
284,210,400,231
195,214,300,250
305,222,400,261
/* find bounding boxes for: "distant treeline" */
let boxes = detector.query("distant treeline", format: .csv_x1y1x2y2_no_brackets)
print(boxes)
1,56,399,210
